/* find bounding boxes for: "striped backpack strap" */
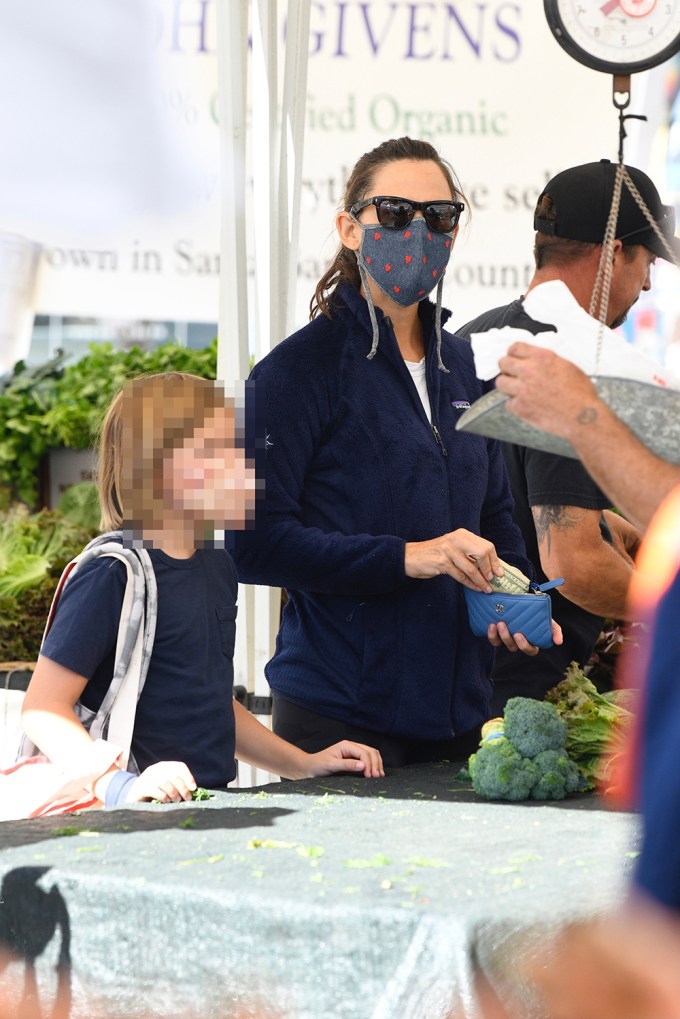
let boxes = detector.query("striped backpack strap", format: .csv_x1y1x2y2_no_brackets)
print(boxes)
20,534,158,769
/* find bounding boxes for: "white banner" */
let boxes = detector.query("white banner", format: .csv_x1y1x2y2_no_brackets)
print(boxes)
23,0,667,334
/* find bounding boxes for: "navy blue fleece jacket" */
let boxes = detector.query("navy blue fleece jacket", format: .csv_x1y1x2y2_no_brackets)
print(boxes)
234,283,531,740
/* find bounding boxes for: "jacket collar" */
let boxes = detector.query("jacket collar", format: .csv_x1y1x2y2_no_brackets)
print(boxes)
333,281,452,367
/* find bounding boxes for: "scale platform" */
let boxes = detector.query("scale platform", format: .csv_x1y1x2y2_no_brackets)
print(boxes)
456,376,680,465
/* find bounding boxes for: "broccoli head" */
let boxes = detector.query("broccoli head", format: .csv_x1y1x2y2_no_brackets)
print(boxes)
530,749,582,800
468,737,537,801
503,697,567,758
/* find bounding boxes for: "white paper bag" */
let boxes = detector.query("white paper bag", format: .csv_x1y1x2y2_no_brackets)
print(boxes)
470,280,680,390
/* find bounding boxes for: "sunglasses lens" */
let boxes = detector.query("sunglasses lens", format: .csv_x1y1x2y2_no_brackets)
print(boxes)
372,198,463,232
376,199,413,229
425,203,459,233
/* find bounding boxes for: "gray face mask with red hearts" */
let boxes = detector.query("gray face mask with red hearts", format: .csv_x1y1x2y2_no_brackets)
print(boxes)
353,215,453,307
351,214,452,372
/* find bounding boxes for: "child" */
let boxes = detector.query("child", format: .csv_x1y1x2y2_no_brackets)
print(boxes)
20,373,383,808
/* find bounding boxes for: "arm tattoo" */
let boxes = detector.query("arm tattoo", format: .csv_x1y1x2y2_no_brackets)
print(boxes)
532,504,586,555
577,406,599,425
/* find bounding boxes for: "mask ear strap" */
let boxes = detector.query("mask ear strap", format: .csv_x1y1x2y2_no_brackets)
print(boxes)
434,275,449,373
355,255,381,360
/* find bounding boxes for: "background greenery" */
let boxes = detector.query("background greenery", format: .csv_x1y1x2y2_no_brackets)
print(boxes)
0,339,217,508
0,340,217,662
0,505,98,661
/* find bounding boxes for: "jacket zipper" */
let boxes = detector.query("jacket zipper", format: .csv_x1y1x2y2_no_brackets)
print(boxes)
432,424,448,456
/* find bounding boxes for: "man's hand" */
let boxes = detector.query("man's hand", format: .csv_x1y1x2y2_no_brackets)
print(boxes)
603,509,642,565
496,342,602,441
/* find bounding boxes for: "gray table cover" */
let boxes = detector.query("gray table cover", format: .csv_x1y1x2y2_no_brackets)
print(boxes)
0,764,636,1018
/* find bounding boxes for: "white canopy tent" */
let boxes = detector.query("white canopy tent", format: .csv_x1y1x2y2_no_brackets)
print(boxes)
216,1,312,778
0,0,205,374
0,0,312,782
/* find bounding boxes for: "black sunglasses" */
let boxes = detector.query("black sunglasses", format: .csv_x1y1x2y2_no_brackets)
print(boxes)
351,195,465,233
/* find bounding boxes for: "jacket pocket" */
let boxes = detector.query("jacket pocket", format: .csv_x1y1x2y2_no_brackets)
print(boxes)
215,604,238,657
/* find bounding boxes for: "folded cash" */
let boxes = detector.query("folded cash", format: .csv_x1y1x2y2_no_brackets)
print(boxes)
489,560,531,594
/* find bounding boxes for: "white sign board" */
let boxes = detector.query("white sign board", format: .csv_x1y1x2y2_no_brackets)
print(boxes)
14,1,667,336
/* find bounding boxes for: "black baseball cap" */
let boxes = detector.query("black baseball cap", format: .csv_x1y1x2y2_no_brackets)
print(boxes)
534,158,680,262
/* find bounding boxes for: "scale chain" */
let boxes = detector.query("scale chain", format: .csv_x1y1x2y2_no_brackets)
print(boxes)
589,162,624,374
589,153,680,376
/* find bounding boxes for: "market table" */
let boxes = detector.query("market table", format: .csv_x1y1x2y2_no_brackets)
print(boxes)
0,763,637,1019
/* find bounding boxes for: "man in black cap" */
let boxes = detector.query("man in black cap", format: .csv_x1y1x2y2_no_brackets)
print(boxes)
455,159,680,713
495,344,680,532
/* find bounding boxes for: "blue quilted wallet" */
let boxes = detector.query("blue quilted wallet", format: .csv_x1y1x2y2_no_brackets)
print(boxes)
464,578,564,649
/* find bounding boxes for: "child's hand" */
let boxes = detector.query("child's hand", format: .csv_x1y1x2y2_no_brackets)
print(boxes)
304,741,384,779
126,761,197,803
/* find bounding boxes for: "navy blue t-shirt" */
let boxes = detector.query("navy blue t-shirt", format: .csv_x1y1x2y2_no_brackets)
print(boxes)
41,546,238,788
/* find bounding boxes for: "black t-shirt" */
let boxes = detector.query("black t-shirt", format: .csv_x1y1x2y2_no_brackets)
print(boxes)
41,546,238,787
456,299,612,707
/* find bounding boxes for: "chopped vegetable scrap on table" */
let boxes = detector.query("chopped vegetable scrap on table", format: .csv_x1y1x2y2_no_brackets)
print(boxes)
191,787,213,801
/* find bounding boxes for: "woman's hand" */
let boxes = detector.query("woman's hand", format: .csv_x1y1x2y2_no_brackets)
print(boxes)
487,618,563,656
404,529,502,591
125,761,197,803
303,740,384,779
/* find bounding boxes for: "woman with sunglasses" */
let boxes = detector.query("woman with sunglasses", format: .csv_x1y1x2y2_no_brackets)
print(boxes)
234,136,559,768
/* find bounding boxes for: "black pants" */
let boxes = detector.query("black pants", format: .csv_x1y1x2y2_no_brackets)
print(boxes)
272,697,481,770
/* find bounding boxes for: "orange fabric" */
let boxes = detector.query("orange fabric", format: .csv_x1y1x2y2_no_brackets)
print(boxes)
604,486,680,809
628,487,680,611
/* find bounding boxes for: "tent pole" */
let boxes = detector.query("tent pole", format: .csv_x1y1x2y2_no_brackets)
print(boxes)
216,0,249,384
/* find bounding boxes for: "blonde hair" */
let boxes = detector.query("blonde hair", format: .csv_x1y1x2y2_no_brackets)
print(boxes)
97,372,231,533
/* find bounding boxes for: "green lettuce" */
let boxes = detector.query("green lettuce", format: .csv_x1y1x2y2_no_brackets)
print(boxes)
545,661,633,787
